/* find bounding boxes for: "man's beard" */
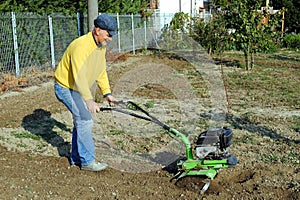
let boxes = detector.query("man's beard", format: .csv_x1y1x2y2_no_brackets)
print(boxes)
101,41,107,46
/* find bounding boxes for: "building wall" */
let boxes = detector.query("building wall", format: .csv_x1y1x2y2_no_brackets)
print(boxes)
158,0,204,16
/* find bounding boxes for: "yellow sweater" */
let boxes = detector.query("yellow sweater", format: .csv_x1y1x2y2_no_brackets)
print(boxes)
54,32,111,100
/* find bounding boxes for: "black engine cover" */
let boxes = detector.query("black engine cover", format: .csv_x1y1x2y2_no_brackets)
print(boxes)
196,127,233,150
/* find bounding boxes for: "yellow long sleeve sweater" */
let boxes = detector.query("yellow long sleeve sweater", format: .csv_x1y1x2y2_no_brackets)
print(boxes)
54,32,111,100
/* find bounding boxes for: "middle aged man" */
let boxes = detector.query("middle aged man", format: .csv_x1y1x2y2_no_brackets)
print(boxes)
54,14,117,172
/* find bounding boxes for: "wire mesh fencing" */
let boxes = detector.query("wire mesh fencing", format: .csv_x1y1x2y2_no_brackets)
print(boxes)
0,13,15,74
0,12,80,76
0,12,183,77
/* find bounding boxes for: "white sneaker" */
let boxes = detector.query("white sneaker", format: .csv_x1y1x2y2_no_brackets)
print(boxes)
81,162,108,171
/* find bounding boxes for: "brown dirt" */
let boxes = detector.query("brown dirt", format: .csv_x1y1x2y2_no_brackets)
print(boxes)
0,53,299,199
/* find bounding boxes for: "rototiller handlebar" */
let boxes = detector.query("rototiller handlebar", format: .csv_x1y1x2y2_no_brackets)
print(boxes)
100,101,194,159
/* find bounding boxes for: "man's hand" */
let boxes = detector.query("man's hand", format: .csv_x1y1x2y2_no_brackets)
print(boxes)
86,99,100,113
105,95,117,106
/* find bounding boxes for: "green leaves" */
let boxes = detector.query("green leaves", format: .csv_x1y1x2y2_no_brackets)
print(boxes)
158,12,192,50
194,0,283,69
282,34,300,50
0,0,149,15
222,0,281,69
193,9,231,55
169,12,189,32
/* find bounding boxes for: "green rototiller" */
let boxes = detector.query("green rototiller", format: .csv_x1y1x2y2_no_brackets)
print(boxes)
100,101,238,194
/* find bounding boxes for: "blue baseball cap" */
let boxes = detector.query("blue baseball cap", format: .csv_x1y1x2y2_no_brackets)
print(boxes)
94,14,117,36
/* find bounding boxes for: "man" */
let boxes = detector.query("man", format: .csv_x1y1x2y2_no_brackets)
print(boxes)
54,14,117,171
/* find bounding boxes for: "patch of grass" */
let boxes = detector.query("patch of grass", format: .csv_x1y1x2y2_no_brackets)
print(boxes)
288,151,298,159
235,134,259,144
187,71,199,76
292,125,300,132
24,187,33,193
291,117,300,132
27,155,33,160
36,143,48,150
133,84,176,99
17,143,27,148
261,151,299,164
164,119,181,128
109,129,125,135
223,50,300,109
261,153,280,163
13,132,42,140
145,100,154,109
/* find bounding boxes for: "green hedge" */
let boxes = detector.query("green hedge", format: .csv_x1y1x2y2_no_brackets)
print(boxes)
282,34,300,50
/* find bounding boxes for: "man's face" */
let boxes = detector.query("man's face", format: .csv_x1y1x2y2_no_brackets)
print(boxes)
96,28,113,46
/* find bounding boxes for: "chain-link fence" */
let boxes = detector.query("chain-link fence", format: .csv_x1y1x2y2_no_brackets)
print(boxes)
0,12,79,76
0,12,214,77
0,13,15,74
0,12,178,77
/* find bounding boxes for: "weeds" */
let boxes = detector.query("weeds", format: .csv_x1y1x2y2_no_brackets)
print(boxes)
145,100,154,108
17,143,27,148
109,129,125,135
223,50,300,109
235,134,259,145
13,132,41,140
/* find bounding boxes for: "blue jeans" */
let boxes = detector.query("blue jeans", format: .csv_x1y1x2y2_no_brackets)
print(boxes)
54,83,95,165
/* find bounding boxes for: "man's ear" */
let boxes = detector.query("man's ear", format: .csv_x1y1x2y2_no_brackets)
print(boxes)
94,27,101,36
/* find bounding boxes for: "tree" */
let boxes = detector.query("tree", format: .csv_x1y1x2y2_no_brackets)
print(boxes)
0,0,150,15
98,0,149,14
0,0,86,14
194,0,281,69
159,12,191,50
213,0,300,34
194,10,231,57
221,0,281,70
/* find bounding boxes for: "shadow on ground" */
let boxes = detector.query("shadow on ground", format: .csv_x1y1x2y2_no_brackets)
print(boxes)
270,54,300,63
213,58,242,68
226,114,299,144
21,109,72,157
200,112,299,144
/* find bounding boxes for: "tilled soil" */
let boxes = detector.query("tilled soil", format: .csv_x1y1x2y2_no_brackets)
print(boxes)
0,54,299,199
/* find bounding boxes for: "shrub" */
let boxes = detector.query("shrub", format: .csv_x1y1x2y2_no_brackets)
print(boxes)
281,33,300,50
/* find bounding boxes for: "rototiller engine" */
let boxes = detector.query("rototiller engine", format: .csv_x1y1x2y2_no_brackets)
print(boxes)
100,101,238,194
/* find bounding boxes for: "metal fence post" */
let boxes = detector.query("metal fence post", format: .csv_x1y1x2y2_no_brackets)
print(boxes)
48,15,55,69
11,12,20,77
154,11,158,40
77,12,81,37
117,13,121,53
131,14,135,54
144,20,147,50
